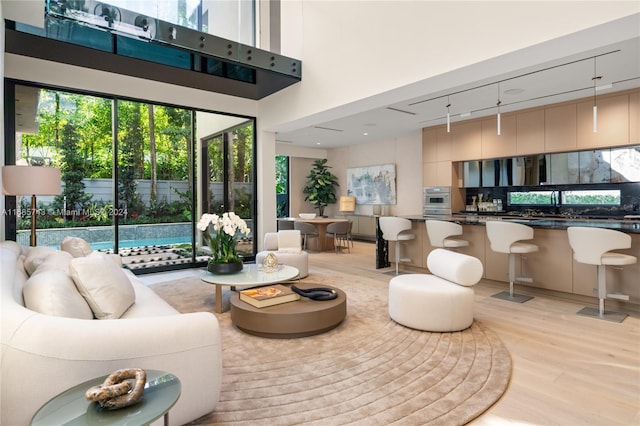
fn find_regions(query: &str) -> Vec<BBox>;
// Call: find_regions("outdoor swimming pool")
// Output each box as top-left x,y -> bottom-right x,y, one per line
89,236 -> 193,250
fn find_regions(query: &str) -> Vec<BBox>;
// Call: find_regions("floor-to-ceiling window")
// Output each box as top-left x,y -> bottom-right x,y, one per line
276,155 -> 289,218
5,81 -> 256,272
200,121 -> 256,260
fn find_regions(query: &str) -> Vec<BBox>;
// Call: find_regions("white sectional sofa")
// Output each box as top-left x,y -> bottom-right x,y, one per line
0,240 -> 222,426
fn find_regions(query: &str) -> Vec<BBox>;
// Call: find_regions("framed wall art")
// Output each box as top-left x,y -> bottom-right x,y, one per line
346,164 -> 396,205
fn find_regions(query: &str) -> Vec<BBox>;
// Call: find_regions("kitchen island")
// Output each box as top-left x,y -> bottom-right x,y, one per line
377,214 -> 640,312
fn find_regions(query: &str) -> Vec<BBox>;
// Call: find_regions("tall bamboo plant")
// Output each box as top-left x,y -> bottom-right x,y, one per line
303,159 -> 339,217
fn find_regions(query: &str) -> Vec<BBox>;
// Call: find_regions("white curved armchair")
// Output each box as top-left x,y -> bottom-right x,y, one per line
425,220 -> 469,249
486,220 -> 538,303
256,230 -> 309,278
567,226 -> 637,322
379,217 -> 415,275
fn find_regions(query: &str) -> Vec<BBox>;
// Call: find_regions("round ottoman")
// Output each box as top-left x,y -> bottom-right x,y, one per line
389,274 -> 475,332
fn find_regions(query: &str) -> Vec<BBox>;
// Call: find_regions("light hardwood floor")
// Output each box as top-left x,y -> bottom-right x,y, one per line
143,240 -> 640,425
307,241 -> 640,426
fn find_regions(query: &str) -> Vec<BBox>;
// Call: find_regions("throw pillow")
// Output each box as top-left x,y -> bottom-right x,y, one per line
30,251 -> 73,276
61,236 -> 94,258
69,253 -> 135,319
23,269 -> 94,319
23,246 -> 56,276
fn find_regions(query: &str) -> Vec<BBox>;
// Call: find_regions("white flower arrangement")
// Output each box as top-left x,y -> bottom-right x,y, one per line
197,212 -> 250,264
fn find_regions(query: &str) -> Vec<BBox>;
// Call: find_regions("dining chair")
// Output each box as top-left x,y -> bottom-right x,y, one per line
325,221 -> 351,253
294,221 -> 319,250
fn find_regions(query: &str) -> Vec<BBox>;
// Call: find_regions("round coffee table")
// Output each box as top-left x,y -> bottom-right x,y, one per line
230,283 -> 347,338
201,264 -> 300,313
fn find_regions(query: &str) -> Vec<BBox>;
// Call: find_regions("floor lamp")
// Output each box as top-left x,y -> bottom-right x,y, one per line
2,165 -> 62,246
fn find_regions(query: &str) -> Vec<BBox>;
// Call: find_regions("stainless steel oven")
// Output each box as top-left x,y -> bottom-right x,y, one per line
424,186 -> 452,216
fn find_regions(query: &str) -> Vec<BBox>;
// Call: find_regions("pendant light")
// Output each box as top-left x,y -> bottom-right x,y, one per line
446,96 -> 451,133
592,57 -> 601,133
496,83 -> 502,136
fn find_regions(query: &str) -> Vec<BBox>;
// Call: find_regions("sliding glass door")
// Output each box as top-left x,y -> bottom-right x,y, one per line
5,81 -> 256,272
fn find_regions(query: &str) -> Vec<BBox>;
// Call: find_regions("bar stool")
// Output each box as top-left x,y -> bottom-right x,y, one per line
425,219 -> 469,249
485,221 -> 538,303
567,226 -> 637,322
379,216 -> 415,275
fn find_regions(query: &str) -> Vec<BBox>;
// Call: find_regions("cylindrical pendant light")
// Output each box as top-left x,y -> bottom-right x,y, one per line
496,83 -> 502,136
446,96 -> 451,133
592,57 -> 601,133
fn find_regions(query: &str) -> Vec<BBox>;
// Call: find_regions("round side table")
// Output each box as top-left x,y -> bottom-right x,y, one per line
30,370 -> 180,426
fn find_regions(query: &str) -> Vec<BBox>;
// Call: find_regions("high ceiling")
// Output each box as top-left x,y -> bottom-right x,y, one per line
274,21 -> 640,149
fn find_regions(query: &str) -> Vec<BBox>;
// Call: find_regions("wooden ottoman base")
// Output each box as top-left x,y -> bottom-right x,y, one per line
230,284 -> 347,338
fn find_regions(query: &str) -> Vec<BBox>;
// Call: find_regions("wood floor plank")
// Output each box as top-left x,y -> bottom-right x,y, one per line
306,241 -> 640,425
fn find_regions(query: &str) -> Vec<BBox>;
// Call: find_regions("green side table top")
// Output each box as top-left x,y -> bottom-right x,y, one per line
30,370 -> 181,426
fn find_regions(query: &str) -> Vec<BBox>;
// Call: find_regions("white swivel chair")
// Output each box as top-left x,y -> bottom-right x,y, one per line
567,227 -> 637,322
379,216 -> 415,275
425,220 -> 469,249
486,221 -> 538,303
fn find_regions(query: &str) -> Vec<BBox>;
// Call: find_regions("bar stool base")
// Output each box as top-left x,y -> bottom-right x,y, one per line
491,291 -> 533,303
577,307 -> 627,323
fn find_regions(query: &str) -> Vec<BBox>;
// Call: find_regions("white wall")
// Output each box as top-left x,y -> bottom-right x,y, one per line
327,130 -> 423,218
259,1 -> 639,133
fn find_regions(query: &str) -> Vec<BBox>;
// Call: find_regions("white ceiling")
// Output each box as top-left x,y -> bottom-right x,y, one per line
275,32 -> 640,149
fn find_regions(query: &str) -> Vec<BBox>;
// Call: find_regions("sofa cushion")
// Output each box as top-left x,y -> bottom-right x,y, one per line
23,269 -> 94,319
61,236 -> 94,258
23,246 -> 56,275
30,250 -> 73,276
69,252 -> 135,319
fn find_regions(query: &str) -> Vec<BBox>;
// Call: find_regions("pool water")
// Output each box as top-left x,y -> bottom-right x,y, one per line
90,236 -> 192,250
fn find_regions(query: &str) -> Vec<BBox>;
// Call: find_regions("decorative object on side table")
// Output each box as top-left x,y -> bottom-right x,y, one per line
262,252 -> 279,272
198,212 -> 251,274
85,368 -> 146,409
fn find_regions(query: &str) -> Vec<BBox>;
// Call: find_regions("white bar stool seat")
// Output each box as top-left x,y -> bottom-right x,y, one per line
486,220 -> 538,303
567,226 -> 637,322
379,217 -> 415,275
425,219 -> 469,249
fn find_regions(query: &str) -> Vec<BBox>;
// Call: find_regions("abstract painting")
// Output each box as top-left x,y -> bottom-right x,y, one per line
346,164 -> 396,205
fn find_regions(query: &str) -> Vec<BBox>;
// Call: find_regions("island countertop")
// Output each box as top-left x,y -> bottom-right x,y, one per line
405,214 -> 640,234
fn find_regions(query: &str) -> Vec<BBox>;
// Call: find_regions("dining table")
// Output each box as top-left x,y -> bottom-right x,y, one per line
280,217 -> 349,251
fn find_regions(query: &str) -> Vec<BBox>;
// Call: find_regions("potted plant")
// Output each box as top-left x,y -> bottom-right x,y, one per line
303,158 -> 339,217
197,212 -> 251,274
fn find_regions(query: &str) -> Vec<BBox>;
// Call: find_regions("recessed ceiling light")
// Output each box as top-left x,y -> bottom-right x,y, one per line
316,142 -> 321,145
504,88 -> 524,95
363,132 -> 368,136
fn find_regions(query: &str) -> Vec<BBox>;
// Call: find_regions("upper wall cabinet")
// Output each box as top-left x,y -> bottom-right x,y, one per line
481,115 -> 516,159
516,109 -> 545,155
630,92 -> 639,145
422,128 -> 437,162
451,121 -> 481,161
577,94 -> 629,148
463,145 -> 640,187
545,104 -> 577,152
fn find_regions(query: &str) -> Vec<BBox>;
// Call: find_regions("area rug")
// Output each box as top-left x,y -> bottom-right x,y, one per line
150,267 -> 511,425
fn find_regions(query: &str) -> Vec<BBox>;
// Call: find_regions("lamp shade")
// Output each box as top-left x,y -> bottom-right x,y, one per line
339,196 -> 356,213
2,165 -> 62,196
